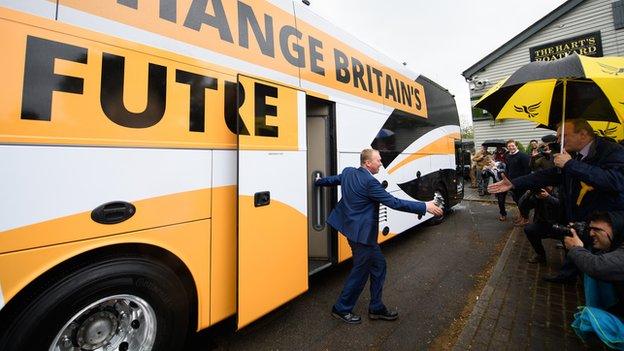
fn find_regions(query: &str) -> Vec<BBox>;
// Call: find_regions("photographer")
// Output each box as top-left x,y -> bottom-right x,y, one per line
528,139 -> 539,155
564,211 -> 624,348
517,136 -> 557,226
529,139 -> 556,172
522,186 -> 560,264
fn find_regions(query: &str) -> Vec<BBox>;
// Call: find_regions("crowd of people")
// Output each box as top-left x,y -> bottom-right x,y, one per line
469,139 -> 531,221
478,118 -> 624,348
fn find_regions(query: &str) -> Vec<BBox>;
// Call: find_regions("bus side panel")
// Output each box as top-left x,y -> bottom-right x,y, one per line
0,220 -> 212,329
0,0 -> 56,19
0,146 -> 213,253
209,151 -> 237,325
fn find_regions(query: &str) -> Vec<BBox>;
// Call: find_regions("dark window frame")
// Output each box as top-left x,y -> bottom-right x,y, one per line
614,0 -> 624,30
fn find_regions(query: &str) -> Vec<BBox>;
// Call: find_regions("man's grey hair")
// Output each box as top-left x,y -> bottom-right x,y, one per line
360,149 -> 378,165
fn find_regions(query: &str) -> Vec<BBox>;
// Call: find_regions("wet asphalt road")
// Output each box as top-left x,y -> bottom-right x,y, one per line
186,200 -> 513,350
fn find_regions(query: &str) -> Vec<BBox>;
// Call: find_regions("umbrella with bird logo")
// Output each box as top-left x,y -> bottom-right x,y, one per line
474,53 -> 624,144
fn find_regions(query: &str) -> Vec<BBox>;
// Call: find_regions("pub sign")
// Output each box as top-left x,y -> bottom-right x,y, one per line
529,31 -> 603,61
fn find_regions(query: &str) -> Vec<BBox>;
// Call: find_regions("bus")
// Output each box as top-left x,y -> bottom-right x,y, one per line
0,1 -> 463,349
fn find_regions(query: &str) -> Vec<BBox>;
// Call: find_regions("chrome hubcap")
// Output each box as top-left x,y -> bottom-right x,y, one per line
76,310 -> 118,349
434,190 -> 446,211
50,294 -> 156,351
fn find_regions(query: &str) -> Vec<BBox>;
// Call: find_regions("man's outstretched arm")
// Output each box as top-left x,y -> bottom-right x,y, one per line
367,179 -> 442,216
315,174 -> 342,187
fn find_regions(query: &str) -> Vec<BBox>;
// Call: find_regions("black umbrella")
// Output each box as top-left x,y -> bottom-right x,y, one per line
475,53 -> 624,145
481,139 -> 506,148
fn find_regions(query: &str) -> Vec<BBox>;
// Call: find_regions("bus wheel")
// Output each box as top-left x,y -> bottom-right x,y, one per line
0,255 -> 190,351
428,186 -> 448,225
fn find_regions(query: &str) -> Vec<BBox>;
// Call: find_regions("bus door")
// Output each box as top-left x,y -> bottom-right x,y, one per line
305,96 -> 335,274
236,75 -> 308,329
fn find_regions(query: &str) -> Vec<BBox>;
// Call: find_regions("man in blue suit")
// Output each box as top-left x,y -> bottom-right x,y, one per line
315,149 -> 443,324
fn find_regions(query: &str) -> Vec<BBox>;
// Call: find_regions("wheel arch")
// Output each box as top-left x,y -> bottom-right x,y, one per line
0,243 -> 198,331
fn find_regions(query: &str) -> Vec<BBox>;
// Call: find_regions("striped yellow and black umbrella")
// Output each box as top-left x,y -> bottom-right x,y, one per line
537,121 -> 624,141
589,121 -> 624,141
475,54 -> 624,139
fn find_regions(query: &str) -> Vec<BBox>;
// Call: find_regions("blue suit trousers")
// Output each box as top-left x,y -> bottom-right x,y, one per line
334,240 -> 386,313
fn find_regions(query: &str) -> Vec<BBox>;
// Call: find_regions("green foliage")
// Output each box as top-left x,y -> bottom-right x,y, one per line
471,107 -> 492,120
461,126 -> 474,139
515,141 -> 526,153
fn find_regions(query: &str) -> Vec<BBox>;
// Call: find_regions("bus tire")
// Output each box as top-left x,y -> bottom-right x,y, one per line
0,255 -> 190,351
428,185 -> 449,226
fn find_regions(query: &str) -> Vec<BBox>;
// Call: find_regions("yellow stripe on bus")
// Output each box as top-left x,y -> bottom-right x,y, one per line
387,134 -> 456,174
0,188 -> 212,254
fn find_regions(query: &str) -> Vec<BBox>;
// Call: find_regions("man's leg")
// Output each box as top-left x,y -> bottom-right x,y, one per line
511,188 -> 523,205
556,256 -> 579,279
470,166 -> 477,187
515,191 -> 532,225
477,169 -> 485,195
368,244 -> 386,312
368,244 -> 398,320
542,229 -> 579,283
334,241 -> 372,314
510,189 -> 525,223
524,222 -> 548,262
497,192 -> 507,220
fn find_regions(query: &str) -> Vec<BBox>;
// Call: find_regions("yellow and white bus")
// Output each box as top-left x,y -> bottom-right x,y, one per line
0,1 -> 463,349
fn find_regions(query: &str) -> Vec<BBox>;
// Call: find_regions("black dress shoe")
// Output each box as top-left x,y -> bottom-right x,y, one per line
331,308 -> 361,324
543,274 -> 576,284
369,307 -> 398,321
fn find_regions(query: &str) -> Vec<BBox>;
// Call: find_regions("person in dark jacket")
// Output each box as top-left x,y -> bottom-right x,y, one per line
505,139 -> 531,203
488,119 -> 624,283
564,211 -> 624,347
315,149 -> 442,324
505,139 -> 531,224
518,136 -> 557,226
522,186 -> 561,263
530,142 -> 555,172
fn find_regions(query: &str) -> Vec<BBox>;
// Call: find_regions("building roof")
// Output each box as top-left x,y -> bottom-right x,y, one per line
461,0 -> 585,79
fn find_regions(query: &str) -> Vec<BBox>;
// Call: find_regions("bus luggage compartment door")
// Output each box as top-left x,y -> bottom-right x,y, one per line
236,75 -> 308,329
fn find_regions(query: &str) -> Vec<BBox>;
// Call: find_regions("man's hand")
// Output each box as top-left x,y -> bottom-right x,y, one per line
536,188 -> 549,199
425,201 -> 443,217
487,173 -> 514,194
554,149 -> 572,168
564,228 -> 584,250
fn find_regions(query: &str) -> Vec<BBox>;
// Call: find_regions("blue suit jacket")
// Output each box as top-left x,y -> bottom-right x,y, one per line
315,167 -> 427,245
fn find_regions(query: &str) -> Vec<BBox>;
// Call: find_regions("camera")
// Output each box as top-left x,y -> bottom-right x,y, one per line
549,142 -> 561,154
528,188 -> 544,196
537,145 -> 549,154
551,222 -> 590,242
433,193 -> 445,208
